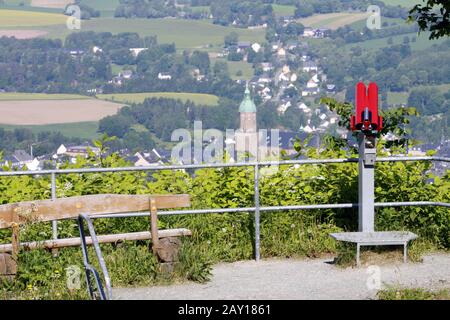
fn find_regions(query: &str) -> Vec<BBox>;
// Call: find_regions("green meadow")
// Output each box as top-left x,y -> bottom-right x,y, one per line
272,4 -> 296,16
345,32 -> 448,51
387,84 -> 450,106
42,18 -> 266,51
97,92 -> 220,106
0,122 -> 99,139
79,0 -> 119,17
379,0 -> 414,8
0,93 -> 91,101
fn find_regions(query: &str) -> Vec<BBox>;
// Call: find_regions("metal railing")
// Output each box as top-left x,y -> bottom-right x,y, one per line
78,214 -> 112,300
0,155 -> 449,263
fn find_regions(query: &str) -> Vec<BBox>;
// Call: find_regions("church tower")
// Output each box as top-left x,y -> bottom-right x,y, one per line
239,85 -> 257,132
235,85 -> 259,158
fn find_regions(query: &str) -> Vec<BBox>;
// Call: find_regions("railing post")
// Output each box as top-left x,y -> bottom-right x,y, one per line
254,163 -> 260,261
51,172 -> 58,256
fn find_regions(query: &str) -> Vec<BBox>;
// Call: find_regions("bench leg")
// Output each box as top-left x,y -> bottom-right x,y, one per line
403,242 -> 407,263
356,244 -> 361,267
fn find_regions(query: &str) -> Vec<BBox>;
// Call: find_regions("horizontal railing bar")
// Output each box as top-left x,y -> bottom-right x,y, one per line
92,201 -> 449,219
0,156 -> 448,177
376,156 -> 450,162
375,201 -> 450,208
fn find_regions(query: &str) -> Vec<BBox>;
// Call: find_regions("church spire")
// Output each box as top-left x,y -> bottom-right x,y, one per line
239,83 -> 256,113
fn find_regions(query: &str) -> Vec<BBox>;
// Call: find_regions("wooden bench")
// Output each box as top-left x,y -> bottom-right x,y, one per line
0,194 -> 191,278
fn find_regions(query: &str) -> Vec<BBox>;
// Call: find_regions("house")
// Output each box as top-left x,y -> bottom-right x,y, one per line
191,68 -> 205,81
326,84 -> 336,93
92,46 -> 103,54
320,121 -> 330,128
307,79 -> 319,88
257,75 -> 272,84
298,103 -> 312,114
129,48 -> 148,57
290,73 -> 298,82
238,42 -> 251,50
301,55 -> 310,62
302,87 -> 320,96
57,144 -> 67,155
315,28 -> 330,38
302,61 -> 318,72
64,145 -> 100,158
121,70 -> 133,79
301,124 -> 314,133
69,50 -> 84,58
303,28 -> 315,38
158,72 -> 172,80
2,150 -> 36,169
251,43 -> 261,53
277,48 -> 286,57
319,113 -> 327,121
110,76 -> 123,86
278,73 -> 290,82
277,101 -> 292,115
260,62 -> 273,72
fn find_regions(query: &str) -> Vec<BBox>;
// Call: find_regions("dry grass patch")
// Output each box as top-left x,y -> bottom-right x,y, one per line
0,99 -> 124,125
298,12 -> 369,30
0,30 -> 48,39
31,0 -> 72,9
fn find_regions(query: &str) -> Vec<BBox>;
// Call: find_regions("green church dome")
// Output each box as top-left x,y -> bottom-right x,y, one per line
239,86 -> 256,113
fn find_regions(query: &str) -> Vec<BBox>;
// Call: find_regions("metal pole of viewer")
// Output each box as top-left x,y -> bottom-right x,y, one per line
358,133 -> 376,232
254,163 -> 260,261
51,172 -> 58,256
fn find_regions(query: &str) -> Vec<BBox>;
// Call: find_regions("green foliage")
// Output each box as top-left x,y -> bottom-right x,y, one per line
408,0 -> 450,40
378,287 -> 450,300
0,136 -> 449,299
320,96 -> 419,148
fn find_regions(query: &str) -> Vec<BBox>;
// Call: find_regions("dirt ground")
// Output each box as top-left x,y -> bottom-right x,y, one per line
0,99 -> 123,125
0,30 -> 48,39
113,253 -> 450,300
31,0 -> 72,9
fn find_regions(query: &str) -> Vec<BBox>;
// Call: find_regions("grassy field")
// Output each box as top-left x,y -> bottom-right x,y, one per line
3,0 -> 31,5
0,8 -> 66,27
379,0 -> 414,8
97,92 -> 220,106
79,0 -> 119,17
190,6 -> 210,14
30,0 -> 71,9
387,84 -> 450,105
298,12 -> 369,30
0,121 -> 99,139
0,93 -> 91,100
272,4 -> 295,16
345,31 -> 448,51
211,58 -> 254,80
41,18 -> 266,50
349,16 -> 407,31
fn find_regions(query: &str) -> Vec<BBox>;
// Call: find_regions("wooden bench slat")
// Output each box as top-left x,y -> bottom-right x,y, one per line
0,194 -> 190,228
0,228 -> 192,253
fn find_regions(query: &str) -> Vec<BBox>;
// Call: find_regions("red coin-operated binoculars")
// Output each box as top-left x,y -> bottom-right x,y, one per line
331,82 -> 417,266
350,82 -> 383,134
352,82 -> 381,231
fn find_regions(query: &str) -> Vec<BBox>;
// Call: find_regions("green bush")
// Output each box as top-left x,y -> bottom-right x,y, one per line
0,141 -> 448,299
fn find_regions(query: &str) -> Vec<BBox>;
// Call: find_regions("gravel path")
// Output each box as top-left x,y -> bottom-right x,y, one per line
113,253 -> 450,300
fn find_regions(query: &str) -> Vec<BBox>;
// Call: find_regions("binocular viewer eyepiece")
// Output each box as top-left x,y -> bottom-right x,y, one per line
350,82 -> 383,134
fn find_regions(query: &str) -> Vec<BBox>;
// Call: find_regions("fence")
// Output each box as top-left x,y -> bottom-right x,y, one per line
0,156 -> 449,261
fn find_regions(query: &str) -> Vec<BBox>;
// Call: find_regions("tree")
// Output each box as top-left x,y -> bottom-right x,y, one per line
409,0 -> 450,39
224,32 -> 239,47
